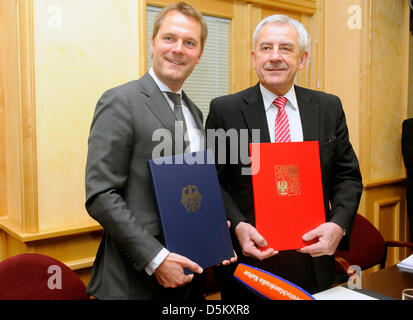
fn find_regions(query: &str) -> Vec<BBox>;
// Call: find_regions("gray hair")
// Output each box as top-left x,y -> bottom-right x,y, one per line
252,15 -> 310,53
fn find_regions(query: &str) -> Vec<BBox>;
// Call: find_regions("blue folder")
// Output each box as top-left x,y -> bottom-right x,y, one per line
148,149 -> 234,273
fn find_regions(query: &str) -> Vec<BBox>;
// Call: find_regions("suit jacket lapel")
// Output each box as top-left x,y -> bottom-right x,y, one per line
139,73 -> 177,139
139,73 -> 205,153
295,85 -> 319,141
241,83 -> 271,143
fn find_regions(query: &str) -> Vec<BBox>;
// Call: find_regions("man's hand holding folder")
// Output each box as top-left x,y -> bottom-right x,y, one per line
234,220 -> 345,261
155,221 -> 238,289
155,252 -> 203,288
298,222 -> 345,257
235,222 -> 278,260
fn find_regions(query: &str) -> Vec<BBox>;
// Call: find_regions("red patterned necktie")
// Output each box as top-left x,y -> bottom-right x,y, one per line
273,96 -> 291,143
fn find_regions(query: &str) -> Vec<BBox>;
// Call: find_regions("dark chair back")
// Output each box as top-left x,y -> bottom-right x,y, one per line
335,214 -> 386,274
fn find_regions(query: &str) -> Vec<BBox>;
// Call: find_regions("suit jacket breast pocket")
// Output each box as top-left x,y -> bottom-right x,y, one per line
319,138 -> 337,154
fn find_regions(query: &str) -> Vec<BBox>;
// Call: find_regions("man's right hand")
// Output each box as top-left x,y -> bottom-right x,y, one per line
154,252 -> 203,288
235,222 -> 278,260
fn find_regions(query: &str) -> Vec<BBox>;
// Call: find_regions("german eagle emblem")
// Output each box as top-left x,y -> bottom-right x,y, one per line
181,185 -> 202,213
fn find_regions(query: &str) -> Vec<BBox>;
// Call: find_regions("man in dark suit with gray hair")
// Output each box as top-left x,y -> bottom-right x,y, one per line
85,2 -> 235,300
206,14 -> 363,298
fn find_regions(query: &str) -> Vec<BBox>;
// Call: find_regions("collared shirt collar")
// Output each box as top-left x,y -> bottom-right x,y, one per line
149,67 -> 183,95
260,83 -> 298,111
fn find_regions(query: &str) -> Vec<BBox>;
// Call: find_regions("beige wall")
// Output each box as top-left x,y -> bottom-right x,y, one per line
370,0 -> 407,181
324,0 -> 409,185
323,0 -> 361,155
34,0 -> 140,230
323,0 -> 411,266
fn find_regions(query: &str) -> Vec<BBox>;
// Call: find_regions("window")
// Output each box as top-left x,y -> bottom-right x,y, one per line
147,6 -> 229,122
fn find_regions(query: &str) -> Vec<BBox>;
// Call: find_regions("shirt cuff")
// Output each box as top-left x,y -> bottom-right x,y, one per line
145,248 -> 169,276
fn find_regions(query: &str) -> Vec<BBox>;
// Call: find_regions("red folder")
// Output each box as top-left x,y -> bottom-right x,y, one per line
250,141 -> 325,251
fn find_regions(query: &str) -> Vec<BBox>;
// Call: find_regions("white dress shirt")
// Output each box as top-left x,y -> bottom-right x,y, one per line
149,68 -> 203,153
260,84 -> 303,142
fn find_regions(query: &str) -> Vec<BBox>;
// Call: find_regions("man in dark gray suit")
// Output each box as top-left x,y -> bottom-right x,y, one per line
85,2 -> 234,300
206,15 -> 362,298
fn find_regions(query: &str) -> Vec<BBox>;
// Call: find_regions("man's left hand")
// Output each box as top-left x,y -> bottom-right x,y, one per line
297,222 -> 344,257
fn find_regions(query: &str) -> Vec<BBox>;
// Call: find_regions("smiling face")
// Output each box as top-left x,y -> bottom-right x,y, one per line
150,11 -> 203,92
251,22 -> 308,96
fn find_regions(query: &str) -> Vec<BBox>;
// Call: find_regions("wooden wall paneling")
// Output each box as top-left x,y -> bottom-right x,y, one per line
138,0 -> 148,76
323,0 -> 362,155
4,234 -> 31,257
359,0 -> 372,188
320,0 -> 411,266
0,230 -> 6,260
74,267 -> 94,287
300,11 -> 321,91
245,0 -> 316,15
231,1 -> 251,92
0,0 -> 38,232
1,0 -> 23,228
357,0 -> 409,183
363,0 -> 410,256
261,6 -> 301,20
17,0 -> 39,234
364,182 -> 408,264
30,232 -> 102,266
147,0 -> 234,19
374,197 -> 401,266
309,4 -> 322,93
0,228 -> 98,286
369,0 -> 407,182
248,3 -> 261,87
356,0 -> 371,218
0,221 -> 102,285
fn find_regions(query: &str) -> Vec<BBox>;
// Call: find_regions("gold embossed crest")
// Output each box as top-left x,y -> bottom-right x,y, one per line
275,165 -> 301,196
181,185 -> 202,213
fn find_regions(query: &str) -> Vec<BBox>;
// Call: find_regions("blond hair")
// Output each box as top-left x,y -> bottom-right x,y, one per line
151,2 -> 208,50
